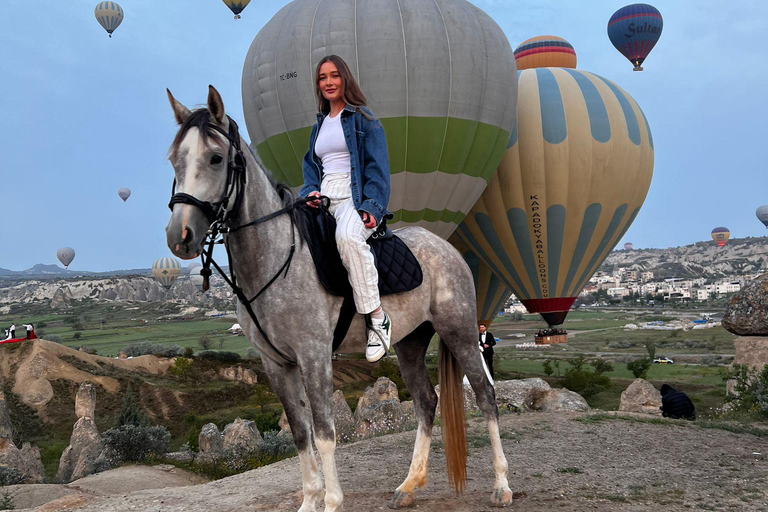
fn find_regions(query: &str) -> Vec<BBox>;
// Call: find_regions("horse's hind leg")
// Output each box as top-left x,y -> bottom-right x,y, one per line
262,359 -> 323,512
435,316 -> 513,507
390,322 -> 438,509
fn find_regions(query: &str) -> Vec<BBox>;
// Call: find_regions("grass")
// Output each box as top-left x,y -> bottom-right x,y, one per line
556,466 -> 582,474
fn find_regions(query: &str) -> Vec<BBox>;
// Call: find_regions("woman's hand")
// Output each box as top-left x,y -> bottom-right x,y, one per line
361,211 -> 377,229
306,191 -> 321,208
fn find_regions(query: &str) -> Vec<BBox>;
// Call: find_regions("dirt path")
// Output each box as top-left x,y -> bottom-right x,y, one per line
20,412 -> 768,512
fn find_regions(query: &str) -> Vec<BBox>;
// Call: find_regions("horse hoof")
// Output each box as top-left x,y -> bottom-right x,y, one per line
490,488 -> 514,508
389,490 -> 415,509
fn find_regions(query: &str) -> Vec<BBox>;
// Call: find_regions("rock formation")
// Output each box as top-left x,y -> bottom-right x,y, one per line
218,366 -> 258,386
449,378 -> 590,413
619,379 -> 662,415
353,378 -> 416,439
723,274 -> 768,335
196,423 -> 223,464
221,418 -> 262,452
0,390 -> 44,483
56,383 -> 108,483
332,390 -> 356,443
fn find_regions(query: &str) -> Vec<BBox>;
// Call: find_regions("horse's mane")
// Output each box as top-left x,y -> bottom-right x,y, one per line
168,107 -> 304,239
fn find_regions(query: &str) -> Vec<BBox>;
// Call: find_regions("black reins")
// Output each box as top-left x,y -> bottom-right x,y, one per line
168,116 -> 323,367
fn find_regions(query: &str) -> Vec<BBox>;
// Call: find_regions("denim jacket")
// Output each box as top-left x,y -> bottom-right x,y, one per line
300,104 -> 392,224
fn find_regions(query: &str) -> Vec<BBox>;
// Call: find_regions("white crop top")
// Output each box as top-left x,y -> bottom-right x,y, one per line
314,112 -> 351,175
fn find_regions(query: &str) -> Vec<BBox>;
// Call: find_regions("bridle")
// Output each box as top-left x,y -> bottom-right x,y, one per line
167,115 -> 321,366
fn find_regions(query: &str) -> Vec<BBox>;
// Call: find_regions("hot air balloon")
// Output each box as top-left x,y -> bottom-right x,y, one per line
188,263 -> 205,292
118,188 -> 131,202
94,2 -> 124,38
757,206 -> 768,228
152,257 -> 181,290
711,227 -> 730,247
449,234 -> 512,326
608,4 -> 663,71
454,68 -> 654,326
57,248 -> 76,269
241,0 -> 518,239
624,242 -> 634,251
222,0 -> 251,19
514,36 -> 577,71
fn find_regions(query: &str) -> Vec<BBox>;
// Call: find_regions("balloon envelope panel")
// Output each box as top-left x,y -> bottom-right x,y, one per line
624,242 -> 634,250
152,258 -> 181,289
756,206 -> 768,228
711,227 -> 730,246
118,188 -> 131,201
455,68 -> 654,325
94,2 -> 124,35
514,36 -> 577,70
607,3 -> 662,70
57,248 -> 76,268
241,0 -> 518,238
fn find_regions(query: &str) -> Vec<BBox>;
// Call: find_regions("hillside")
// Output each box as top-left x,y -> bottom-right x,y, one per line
601,236 -> 768,279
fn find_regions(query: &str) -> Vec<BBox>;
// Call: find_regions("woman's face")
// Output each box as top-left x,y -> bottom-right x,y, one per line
318,61 -> 344,104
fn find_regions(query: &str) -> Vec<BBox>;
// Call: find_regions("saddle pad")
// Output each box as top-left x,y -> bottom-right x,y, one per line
298,205 -> 423,297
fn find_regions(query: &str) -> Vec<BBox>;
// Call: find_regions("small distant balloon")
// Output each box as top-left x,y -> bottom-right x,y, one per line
757,206 -> 768,229
222,0 -> 251,19
188,264 -> 205,292
94,2 -> 124,38
624,242 -> 634,251
608,4 -> 663,71
152,257 -> 181,290
711,227 -> 730,247
118,188 -> 131,202
57,248 -> 75,269
514,35 -> 577,70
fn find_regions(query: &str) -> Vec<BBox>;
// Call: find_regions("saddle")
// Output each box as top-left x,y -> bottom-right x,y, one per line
297,204 -> 423,351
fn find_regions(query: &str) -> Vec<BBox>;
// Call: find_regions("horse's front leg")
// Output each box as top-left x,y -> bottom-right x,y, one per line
262,358 -> 323,512
301,350 -> 342,512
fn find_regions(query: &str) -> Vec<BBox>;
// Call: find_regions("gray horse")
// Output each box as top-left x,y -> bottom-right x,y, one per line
164,86 -> 513,511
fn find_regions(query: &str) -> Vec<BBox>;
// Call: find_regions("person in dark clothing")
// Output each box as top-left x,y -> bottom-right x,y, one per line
660,384 -> 696,420
478,323 -> 497,379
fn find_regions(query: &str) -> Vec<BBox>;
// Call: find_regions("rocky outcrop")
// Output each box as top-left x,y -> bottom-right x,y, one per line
218,366 -> 258,386
355,377 -> 399,412
353,378 -> 416,439
50,286 -> 73,309
723,274 -> 768,335
619,379 -> 662,415
453,378 -> 589,413
196,424 -> 223,463
56,383 -> 108,483
529,388 -> 590,412
333,391 -> 356,443
221,418 -> 262,452
0,391 -> 44,483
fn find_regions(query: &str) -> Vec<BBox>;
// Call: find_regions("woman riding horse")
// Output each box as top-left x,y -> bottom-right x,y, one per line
301,55 -> 393,363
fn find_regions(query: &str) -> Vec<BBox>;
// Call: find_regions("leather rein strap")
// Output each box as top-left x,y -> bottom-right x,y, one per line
167,116 -> 324,367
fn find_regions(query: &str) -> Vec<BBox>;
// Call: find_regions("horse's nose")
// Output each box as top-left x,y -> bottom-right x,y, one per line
182,226 -> 194,245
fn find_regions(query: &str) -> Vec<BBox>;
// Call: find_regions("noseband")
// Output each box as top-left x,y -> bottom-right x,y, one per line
167,115 -> 323,366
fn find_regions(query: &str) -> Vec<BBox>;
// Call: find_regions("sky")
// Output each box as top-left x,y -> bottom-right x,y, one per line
1,0 -> 767,272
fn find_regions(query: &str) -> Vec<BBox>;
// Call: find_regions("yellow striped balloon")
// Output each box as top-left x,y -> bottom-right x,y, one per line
455,68 -> 654,326
152,257 -> 182,290
94,2 -> 123,38
514,35 -> 577,70
449,234 -> 512,326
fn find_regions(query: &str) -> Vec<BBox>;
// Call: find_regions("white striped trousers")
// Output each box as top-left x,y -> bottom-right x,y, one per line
321,173 -> 380,314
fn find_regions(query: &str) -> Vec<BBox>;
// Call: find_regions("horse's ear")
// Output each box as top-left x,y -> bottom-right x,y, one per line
167,89 -> 191,125
207,85 -> 226,126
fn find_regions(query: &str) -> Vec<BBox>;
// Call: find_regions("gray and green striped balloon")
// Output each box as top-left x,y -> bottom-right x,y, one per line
241,0 -> 517,238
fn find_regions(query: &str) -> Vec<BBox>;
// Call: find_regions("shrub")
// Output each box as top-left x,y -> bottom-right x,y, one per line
591,358 -> 614,374
627,359 -> 651,379
542,360 -> 554,377
252,411 -> 282,434
198,336 -> 212,351
252,384 -> 277,413
122,341 -> 183,358
511,311 -> 524,321
245,347 -> 259,360
198,351 -> 241,363
169,357 -> 194,381
0,466 -> 26,486
723,364 -> 768,417
700,354 -> 723,367
645,341 -> 656,361
561,367 -> 610,398
183,346 -> 195,358
46,335 -> 62,343
115,384 -> 143,428
73,332 -> 82,341
0,489 -> 13,509
102,425 -> 171,462
79,346 -> 97,355
607,341 -> 635,349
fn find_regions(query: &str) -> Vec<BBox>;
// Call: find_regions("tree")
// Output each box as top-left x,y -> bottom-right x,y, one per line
73,332 -> 82,341
116,383 -> 143,427
217,337 -> 227,350
591,358 -> 614,374
542,360 -> 554,377
553,360 -> 561,377
252,384 -> 276,413
645,340 -> 656,361
627,359 -> 651,379
169,357 -> 193,381
198,335 -> 212,350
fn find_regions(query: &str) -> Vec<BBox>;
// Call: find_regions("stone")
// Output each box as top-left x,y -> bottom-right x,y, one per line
723,274 -> 768,335
333,390 -> 356,443
221,418 -> 262,453
218,366 -> 258,386
195,423 -> 223,463
55,418 -> 107,483
0,391 -> 14,440
355,399 -> 413,439
529,388 -> 590,412
452,378 -> 551,413
355,377 -> 399,417
726,337 -> 768,396
75,382 -> 96,420
619,379 -> 662,415
0,438 -> 45,484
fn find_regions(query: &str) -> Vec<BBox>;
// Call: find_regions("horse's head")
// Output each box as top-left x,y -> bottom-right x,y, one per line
165,86 -> 236,260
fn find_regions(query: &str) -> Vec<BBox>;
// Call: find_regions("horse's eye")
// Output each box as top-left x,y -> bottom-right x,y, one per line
210,155 -> 224,165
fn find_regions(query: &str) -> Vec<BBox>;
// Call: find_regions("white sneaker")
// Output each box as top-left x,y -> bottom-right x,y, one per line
366,311 -> 392,363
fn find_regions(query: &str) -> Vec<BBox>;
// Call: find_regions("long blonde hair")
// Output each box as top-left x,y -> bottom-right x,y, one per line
314,55 -> 368,115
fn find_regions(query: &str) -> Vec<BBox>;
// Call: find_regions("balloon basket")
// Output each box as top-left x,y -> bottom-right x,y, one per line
234,14 -> 241,19
633,65 -> 643,71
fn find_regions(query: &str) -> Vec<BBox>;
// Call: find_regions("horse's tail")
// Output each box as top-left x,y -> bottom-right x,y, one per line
439,339 -> 467,494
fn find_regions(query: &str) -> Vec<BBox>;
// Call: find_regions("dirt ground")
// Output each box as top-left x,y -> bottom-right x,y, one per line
15,411 -> 768,512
